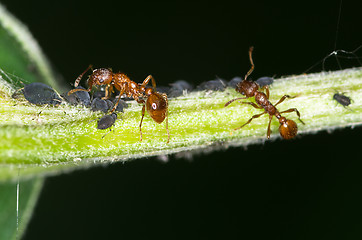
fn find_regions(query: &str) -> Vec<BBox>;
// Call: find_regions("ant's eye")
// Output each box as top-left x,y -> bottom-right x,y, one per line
152,102 -> 157,110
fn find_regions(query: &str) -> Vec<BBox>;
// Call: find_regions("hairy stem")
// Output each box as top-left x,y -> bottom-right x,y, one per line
1,68 -> 362,181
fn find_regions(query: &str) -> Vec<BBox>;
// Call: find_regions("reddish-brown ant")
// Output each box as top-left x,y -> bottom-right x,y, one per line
68,65 -> 170,142
225,47 -> 305,140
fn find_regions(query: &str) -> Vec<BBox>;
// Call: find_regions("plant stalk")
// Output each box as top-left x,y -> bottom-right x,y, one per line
1,67 -> 362,181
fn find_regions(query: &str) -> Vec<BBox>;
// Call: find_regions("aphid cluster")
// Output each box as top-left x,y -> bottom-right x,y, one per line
67,65 -> 170,142
12,47 -> 355,143
225,47 -> 305,140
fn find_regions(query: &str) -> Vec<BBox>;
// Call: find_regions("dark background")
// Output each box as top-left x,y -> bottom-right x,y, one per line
3,0 -> 362,86
1,0 -> 362,239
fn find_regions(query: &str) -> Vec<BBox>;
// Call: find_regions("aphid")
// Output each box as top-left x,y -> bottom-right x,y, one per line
12,82 -> 62,105
255,76 -> 274,88
97,113 -> 118,138
333,92 -> 352,108
68,66 -> 170,142
97,113 -> 117,130
225,47 -> 305,140
91,98 -> 110,113
112,98 -> 127,112
196,78 -> 227,91
168,80 -> 193,98
228,77 -> 243,88
63,86 -> 91,106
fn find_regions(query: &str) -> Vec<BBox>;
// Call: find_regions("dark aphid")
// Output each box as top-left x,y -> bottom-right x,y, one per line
228,77 -> 242,88
105,99 -> 114,111
255,76 -> 274,88
333,92 -> 352,108
97,113 -> 118,138
168,80 -> 193,98
13,82 -> 62,105
196,78 -> 227,91
63,86 -> 91,106
155,86 -> 170,95
224,47 -> 304,140
97,113 -> 117,130
171,80 -> 193,91
92,89 -> 106,99
112,98 -> 127,112
91,98 -> 109,113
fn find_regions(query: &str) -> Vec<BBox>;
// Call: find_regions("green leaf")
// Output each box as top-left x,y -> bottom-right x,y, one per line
0,4 -> 57,239
0,177 -> 44,240
0,3 -> 63,90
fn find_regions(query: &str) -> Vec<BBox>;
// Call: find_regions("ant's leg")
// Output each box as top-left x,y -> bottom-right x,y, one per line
262,85 -> 270,99
67,85 -> 92,95
274,95 -> 294,107
240,101 -> 263,109
162,93 -> 170,143
140,75 -> 156,90
139,104 -> 146,141
74,65 -> 92,87
109,88 -> 125,113
280,108 -> 305,125
102,84 -> 113,100
224,97 -> 248,107
235,111 -> 266,130
266,115 -> 273,139
165,107 -> 170,143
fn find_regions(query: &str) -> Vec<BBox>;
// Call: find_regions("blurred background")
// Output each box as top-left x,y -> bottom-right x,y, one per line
1,0 -> 362,239
2,0 -> 362,86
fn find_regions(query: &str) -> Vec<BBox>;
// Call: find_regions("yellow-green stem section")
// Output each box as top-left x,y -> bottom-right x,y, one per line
1,68 -> 362,181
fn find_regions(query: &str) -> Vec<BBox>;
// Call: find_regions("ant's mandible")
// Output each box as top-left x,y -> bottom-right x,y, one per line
68,65 -> 170,143
225,47 -> 305,140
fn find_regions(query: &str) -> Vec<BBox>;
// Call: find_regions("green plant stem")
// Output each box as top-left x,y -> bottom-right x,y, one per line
1,67 -> 362,181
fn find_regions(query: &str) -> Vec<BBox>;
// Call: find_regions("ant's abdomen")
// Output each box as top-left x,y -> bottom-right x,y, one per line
146,92 -> 168,124
279,119 -> 298,139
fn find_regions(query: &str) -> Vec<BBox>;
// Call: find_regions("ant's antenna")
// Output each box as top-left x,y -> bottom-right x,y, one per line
74,64 -> 92,87
244,46 -> 255,80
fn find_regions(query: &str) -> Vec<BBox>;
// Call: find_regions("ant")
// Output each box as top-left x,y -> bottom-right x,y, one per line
68,65 -> 170,143
225,47 -> 305,140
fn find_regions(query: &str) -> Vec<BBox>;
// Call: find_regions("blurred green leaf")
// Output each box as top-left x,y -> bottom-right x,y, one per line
0,177 -> 44,240
0,4 -> 57,239
0,3 -> 63,90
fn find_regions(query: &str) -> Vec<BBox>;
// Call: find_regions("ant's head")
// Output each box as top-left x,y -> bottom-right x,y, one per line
278,117 -> 298,140
90,68 -> 113,85
236,80 -> 258,98
146,92 -> 168,124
